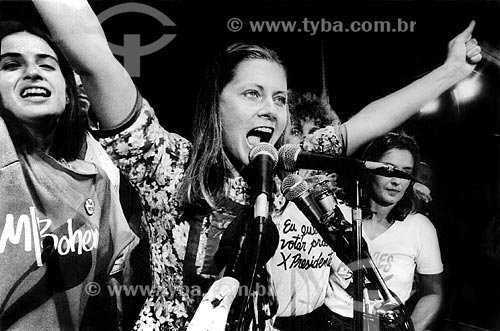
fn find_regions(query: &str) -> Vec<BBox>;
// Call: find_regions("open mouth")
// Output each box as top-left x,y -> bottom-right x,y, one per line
20,87 -> 51,98
246,126 -> 274,146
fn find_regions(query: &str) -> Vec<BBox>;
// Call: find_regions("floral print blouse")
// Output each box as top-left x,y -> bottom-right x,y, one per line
98,94 -> 345,331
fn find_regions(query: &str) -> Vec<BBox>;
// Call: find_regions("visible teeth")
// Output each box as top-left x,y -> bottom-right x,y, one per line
254,127 -> 273,134
247,127 -> 274,145
21,87 -> 50,98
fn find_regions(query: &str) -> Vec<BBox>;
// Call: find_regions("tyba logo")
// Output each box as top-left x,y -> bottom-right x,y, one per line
97,2 -> 176,77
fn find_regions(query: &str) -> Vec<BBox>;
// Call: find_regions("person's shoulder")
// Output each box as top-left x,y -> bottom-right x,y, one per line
139,96 -> 190,144
0,116 -> 18,170
405,213 -> 430,223
404,213 -> 436,231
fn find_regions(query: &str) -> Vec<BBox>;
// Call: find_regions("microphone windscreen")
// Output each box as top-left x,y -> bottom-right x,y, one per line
248,142 -> 278,166
309,176 -> 335,199
278,144 -> 301,171
281,174 -> 309,201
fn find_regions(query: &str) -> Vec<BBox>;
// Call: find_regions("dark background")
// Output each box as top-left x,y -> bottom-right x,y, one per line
2,0 -> 500,329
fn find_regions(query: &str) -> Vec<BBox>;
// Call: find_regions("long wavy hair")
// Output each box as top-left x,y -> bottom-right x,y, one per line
0,21 -> 86,160
178,43 -> 289,209
362,132 -> 421,223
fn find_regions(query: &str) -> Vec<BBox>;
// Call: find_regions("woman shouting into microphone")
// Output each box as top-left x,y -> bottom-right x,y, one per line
29,1 -> 481,329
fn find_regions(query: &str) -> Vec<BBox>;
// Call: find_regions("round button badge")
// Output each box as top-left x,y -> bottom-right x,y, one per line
84,199 -> 95,216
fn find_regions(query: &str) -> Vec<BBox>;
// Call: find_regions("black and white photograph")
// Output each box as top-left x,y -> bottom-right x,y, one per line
0,0 -> 499,330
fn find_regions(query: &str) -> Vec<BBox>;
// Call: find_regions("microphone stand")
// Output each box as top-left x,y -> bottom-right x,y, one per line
235,187 -> 277,330
235,215 -> 265,331
282,172 -> 413,331
351,179 -> 364,331
313,174 -> 366,329
233,143 -> 278,331
345,165 -> 415,331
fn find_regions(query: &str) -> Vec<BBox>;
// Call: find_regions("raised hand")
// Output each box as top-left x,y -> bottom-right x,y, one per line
446,20 -> 482,77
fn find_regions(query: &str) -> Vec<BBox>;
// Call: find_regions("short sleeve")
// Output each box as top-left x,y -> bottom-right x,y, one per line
415,214 -> 443,275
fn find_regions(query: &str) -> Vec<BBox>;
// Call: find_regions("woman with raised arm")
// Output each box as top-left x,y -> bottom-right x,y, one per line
0,21 -> 137,330
30,1 -> 481,330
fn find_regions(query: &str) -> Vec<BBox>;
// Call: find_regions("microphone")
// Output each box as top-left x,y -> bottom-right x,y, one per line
281,174 -> 364,262
308,176 -> 338,219
219,143 -> 278,331
249,143 -> 278,219
281,174 -> 325,225
217,143 -> 278,276
282,174 -> 346,258
281,176 -> 406,321
278,144 -> 416,181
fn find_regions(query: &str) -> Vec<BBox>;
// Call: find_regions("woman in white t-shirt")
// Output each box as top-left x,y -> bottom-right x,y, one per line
326,132 -> 443,331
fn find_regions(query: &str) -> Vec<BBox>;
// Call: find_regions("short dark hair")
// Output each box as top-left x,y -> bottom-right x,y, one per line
0,21 -> 86,160
288,90 -> 340,136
